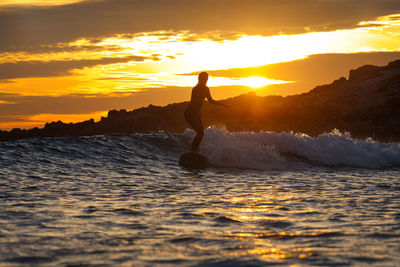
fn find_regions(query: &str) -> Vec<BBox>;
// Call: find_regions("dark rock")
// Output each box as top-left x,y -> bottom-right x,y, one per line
349,64 -> 382,82
387,59 -> 400,70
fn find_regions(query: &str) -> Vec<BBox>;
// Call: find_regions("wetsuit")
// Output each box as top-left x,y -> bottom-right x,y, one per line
184,83 -> 211,151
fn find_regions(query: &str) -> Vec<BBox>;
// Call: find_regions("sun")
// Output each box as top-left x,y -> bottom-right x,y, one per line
236,76 -> 292,89
241,76 -> 276,88
205,76 -> 291,88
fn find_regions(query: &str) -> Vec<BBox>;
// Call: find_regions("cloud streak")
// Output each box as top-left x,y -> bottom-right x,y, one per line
1,0 -> 400,51
185,52 -> 400,95
0,55 -> 154,80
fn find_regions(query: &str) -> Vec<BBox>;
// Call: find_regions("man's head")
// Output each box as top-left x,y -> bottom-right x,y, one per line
198,72 -> 209,85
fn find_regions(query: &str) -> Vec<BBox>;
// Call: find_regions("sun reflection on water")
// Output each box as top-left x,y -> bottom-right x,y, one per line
186,191 -> 318,263
219,230 -> 314,262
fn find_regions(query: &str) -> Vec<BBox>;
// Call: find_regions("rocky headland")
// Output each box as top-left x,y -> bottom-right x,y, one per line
1,59 -> 400,142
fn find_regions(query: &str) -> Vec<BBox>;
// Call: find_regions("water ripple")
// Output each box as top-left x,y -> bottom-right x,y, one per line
1,133 -> 399,266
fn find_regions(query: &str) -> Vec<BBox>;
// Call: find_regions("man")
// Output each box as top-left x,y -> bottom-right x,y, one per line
184,72 -> 229,151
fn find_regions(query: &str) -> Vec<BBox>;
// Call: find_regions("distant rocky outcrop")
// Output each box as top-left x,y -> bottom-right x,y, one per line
1,59 -> 400,142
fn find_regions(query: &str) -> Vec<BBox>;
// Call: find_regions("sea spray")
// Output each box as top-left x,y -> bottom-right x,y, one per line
184,127 -> 400,169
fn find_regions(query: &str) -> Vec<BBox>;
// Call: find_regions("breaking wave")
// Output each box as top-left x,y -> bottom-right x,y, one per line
1,128 -> 399,171
184,127 -> 400,169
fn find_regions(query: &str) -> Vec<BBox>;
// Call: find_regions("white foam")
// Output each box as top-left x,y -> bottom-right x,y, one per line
184,128 -> 400,169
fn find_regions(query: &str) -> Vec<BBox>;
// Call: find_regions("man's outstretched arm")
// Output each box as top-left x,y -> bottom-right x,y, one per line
206,87 -> 229,108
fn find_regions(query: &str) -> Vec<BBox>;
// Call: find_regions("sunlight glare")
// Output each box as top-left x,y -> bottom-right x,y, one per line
242,76 -> 280,88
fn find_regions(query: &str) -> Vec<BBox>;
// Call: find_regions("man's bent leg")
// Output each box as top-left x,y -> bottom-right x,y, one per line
184,109 -> 204,151
191,130 -> 204,152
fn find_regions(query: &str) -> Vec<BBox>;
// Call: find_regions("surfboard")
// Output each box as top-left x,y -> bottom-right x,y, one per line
179,152 -> 208,169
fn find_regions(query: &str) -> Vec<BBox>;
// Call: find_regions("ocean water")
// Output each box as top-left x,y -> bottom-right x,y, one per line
1,128 -> 400,266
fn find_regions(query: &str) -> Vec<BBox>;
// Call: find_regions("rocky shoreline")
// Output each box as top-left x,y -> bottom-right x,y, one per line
1,60 -> 399,142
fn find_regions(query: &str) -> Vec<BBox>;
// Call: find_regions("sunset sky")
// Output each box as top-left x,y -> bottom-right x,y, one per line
1,0 -> 400,129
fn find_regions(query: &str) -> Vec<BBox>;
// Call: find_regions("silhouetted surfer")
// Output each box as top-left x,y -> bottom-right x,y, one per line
184,72 -> 229,151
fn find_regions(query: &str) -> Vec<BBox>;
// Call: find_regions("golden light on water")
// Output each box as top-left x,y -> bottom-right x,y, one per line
2,3 -> 400,265
191,190 -> 318,263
